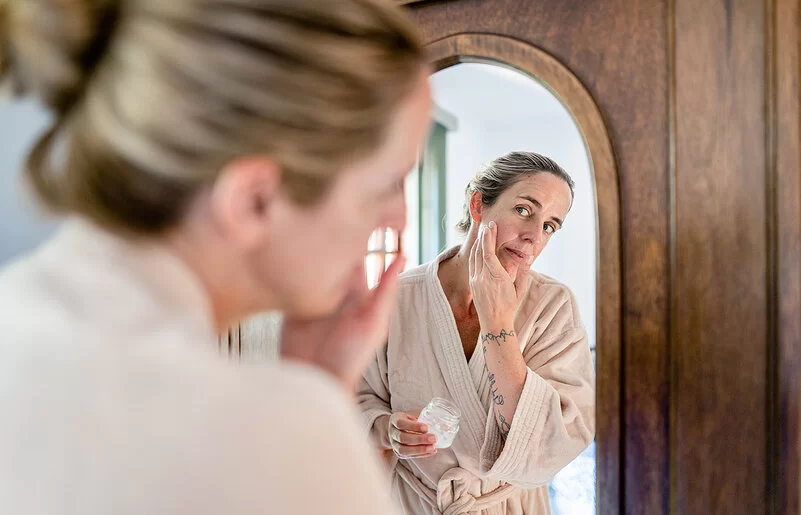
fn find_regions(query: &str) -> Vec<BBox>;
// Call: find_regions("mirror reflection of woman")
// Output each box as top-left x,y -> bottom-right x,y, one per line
359,152 -> 595,514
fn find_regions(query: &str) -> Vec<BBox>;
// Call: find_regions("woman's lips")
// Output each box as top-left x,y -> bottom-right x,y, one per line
505,247 -> 529,264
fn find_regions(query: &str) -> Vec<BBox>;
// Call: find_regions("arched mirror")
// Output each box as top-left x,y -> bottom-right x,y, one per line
360,32 -> 622,514
397,61 -> 597,514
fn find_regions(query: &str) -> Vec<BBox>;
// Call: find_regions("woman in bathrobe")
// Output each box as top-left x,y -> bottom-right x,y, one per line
359,151 -> 595,515
0,1 -> 431,514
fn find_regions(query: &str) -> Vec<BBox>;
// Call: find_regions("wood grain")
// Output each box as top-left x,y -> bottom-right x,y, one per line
770,0 -> 801,513
673,0 -> 767,512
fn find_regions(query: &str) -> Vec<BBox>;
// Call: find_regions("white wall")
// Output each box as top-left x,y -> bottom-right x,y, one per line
0,99 -> 58,265
431,63 -> 597,347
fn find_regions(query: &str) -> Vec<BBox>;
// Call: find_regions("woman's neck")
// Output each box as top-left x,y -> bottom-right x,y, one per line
164,208 -> 277,333
437,241 -> 476,319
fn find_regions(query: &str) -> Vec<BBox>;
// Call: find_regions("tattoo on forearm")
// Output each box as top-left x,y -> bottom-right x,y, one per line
480,329 -> 515,346
487,371 -> 505,405
481,332 -> 513,437
498,413 -> 511,437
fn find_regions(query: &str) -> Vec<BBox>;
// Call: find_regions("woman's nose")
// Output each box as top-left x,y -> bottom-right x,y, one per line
521,224 -> 540,243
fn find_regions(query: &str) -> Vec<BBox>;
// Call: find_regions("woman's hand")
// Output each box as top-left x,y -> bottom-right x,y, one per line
280,255 -> 406,392
387,411 -> 438,459
469,221 -> 533,329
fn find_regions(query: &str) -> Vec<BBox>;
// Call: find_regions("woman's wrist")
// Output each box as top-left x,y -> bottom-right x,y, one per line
479,318 -> 516,336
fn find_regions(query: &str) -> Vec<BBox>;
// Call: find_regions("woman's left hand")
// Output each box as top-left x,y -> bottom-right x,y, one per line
469,221 -> 533,329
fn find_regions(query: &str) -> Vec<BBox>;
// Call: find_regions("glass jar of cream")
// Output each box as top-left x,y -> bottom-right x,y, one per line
417,397 -> 461,449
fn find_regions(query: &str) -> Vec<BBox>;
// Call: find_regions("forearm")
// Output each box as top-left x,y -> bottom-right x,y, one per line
480,322 -> 528,438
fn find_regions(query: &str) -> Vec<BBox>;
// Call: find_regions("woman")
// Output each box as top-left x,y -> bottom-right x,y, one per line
359,152 -> 595,514
0,1 -> 431,514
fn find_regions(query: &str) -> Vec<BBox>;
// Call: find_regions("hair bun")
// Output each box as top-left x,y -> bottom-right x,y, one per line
2,0 -> 119,112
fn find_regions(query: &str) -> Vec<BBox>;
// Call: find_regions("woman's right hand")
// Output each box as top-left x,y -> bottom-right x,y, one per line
387,411 -> 438,459
280,255 -> 406,392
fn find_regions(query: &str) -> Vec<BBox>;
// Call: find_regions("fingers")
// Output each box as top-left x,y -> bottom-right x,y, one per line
346,265 -> 371,312
392,441 -> 438,459
350,260 -> 369,295
389,412 -> 438,458
484,221 -> 498,259
469,235 -> 478,279
480,222 -> 493,264
482,222 -> 505,277
475,226 -> 484,275
334,262 -> 370,313
513,256 -> 534,299
367,254 -> 407,317
389,425 -> 438,446
476,224 -> 486,275
392,412 -> 428,433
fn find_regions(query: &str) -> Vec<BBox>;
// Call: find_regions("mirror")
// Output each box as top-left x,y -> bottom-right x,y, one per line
239,61 -> 601,514
386,62 -> 598,514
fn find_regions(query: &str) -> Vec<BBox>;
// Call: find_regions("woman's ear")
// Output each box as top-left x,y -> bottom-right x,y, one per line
210,155 -> 281,250
469,190 -> 483,224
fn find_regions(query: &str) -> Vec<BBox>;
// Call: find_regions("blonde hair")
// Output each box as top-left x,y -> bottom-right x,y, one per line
456,151 -> 575,233
0,0 -> 425,233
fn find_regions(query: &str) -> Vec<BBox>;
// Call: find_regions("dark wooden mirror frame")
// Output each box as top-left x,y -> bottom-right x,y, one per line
426,33 -> 622,512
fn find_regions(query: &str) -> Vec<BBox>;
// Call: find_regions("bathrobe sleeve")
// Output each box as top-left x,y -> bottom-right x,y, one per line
480,282 -> 596,489
357,342 -> 393,437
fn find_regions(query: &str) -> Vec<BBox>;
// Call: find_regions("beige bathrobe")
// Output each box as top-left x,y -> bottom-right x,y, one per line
0,219 -> 397,515
358,247 -> 595,515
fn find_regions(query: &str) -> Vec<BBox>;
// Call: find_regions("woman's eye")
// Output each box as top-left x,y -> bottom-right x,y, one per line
515,206 -> 530,216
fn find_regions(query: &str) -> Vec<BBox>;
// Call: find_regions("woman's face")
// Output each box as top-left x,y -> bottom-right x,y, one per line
256,72 -> 432,317
472,173 -> 573,279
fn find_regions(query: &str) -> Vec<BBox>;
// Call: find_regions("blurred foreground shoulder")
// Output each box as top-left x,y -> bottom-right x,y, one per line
224,361 -> 400,515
